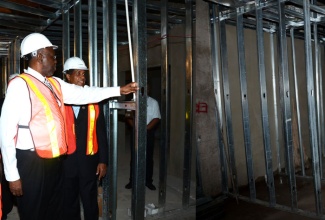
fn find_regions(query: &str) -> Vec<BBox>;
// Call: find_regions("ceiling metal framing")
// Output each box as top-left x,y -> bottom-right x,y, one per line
208,0 -> 325,40
0,0 -> 191,57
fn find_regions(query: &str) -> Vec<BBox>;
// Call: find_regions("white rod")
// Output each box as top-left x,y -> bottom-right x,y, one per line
125,0 -> 135,82
125,0 -> 135,101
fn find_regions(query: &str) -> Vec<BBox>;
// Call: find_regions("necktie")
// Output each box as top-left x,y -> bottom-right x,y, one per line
44,78 -> 61,106
44,78 -> 52,89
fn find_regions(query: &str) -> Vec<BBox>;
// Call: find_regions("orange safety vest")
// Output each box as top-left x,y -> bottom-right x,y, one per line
65,104 -> 99,155
19,74 -> 68,158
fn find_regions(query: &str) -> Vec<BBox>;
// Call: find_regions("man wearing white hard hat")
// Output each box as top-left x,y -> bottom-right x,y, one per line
61,57 -> 107,220
0,33 -> 138,220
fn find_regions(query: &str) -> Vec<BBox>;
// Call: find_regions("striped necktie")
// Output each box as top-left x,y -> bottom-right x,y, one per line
44,78 -> 61,106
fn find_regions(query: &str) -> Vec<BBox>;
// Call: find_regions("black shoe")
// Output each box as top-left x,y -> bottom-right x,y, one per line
146,183 -> 156,191
125,182 -> 132,189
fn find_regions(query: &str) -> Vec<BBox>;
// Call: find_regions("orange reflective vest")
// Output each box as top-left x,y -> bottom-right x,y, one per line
19,74 -> 68,158
65,104 -> 99,155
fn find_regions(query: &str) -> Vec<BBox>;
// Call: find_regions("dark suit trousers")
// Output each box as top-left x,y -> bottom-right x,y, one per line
1,160 -> 14,218
129,129 -> 155,184
16,149 -> 63,220
62,173 -> 98,220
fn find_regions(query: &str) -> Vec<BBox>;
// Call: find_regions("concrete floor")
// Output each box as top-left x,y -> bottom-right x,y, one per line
221,198 -> 316,220
4,135 -> 196,220
197,168 -> 324,220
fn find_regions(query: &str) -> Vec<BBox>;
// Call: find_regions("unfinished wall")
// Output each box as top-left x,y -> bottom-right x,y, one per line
196,1 -> 312,197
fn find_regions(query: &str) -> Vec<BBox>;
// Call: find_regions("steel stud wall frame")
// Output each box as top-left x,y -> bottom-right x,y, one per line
209,0 -> 325,218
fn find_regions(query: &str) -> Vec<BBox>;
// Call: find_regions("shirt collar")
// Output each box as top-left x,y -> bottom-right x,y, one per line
24,67 -> 47,82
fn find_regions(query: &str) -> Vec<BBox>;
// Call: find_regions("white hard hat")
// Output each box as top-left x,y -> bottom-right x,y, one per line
20,33 -> 58,57
63,57 -> 88,73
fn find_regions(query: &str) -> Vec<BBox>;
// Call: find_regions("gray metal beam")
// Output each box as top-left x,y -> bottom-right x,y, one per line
2,57 -> 8,96
131,0 -> 147,219
277,0 -> 297,210
88,0 -> 98,87
182,0 -> 193,209
303,0 -> 322,216
158,0 -> 169,210
62,3 -> 70,73
74,0 -> 82,57
236,12 -> 256,201
13,37 -> 20,75
255,0 -> 275,206
218,9 -> 229,194
290,28 -> 305,176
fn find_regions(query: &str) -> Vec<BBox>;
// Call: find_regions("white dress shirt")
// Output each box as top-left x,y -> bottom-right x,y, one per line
0,67 -> 121,181
147,96 -> 161,125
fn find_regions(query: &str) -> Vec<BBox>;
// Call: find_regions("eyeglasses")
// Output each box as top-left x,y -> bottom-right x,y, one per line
40,52 -> 56,60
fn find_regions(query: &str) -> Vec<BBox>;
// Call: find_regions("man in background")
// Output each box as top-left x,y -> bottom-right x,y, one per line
125,84 -> 161,190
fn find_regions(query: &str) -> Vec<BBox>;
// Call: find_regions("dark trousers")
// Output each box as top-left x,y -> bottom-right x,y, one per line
1,160 -> 14,219
1,174 -> 14,219
16,149 -> 64,220
62,174 -> 98,220
129,129 -> 155,184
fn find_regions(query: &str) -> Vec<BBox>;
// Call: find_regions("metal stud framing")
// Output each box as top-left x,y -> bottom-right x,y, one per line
182,0 -> 193,209
255,0 -> 275,206
303,0 -> 322,216
218,9 -> 230,194
132,0 -> 147,219
210,0 -> 325,218
159,0 -> 169,209
236,12 -> 256,201
0,0 -> 194,219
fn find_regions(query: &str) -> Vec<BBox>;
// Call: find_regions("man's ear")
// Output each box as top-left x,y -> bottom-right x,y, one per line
65,74 -> 70,82
37,53 -> 43,63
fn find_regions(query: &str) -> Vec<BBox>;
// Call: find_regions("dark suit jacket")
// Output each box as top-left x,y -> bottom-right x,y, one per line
63,103 -> 108,179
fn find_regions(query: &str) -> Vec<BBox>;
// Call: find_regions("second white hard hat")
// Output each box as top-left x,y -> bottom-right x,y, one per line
63,57 -> 88,73
20,33 -> 57,57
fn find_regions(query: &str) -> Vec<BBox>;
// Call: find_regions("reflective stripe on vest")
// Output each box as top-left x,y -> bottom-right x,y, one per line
19,74 -> 67,158
87,104 -> 98,155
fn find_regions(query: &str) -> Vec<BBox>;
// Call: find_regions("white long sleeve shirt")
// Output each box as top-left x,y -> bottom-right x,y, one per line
0,67 -> 121,181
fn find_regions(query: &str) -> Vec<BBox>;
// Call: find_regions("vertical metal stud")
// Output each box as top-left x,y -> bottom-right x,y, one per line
13,37 -> 20,75
236,12 -> 256,201
132,0 -> 147,219
159,0 -> 169,210
290,28 -> 305,176
218,11 -> 229,194
102,0 -> 118,219
182,0 -> 193,209
62,3 -> 70,72
1,57 -> 7,95
88,0 -> 98,86
74,0 -> 82,57
255,0 -> 275,206
7,41 -> 13,79
270,33 -> 281,176
277,0 -> 297,210
303,0 -> 322,215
